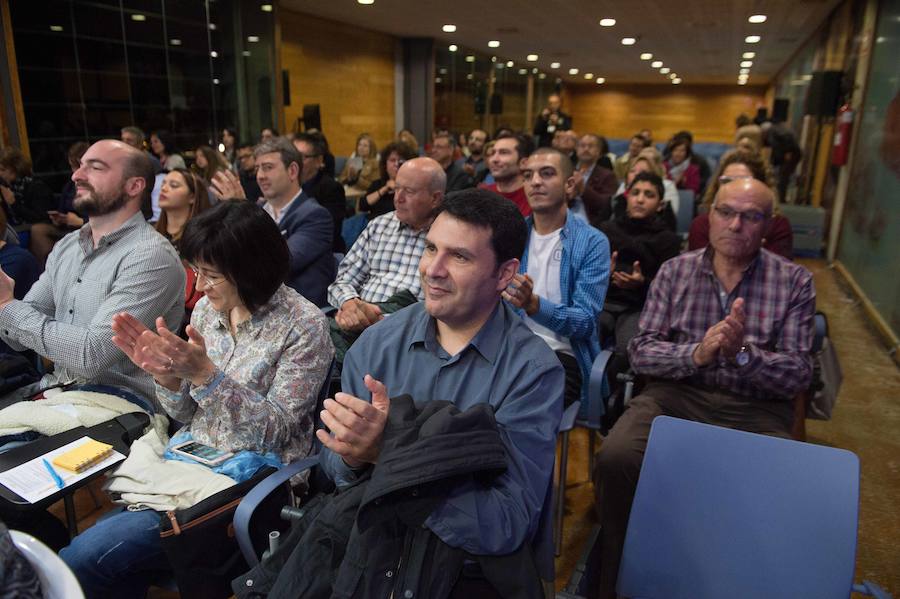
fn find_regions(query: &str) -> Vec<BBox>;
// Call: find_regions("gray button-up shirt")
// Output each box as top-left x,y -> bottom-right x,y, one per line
0,211 -> 185,404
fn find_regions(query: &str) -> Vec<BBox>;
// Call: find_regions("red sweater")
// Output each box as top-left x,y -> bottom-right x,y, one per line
479,182 -> 531,217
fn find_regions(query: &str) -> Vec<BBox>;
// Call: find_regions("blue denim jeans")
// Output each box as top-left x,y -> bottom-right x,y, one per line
59,508 -> 169,598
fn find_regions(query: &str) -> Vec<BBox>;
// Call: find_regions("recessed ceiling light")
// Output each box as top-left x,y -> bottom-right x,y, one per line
209,23 -> 217,30
242,50 -> 251,56
550,62 -> 560,69
672,78 -> 682,84
584,73 -> 594,79
247,35 -> 259,42
213,78 -> 220,84
568,68 -> 579,75
488,40 -> 500,48
596,77 -> 605,84
210,51 -> 219,58
449,44 -> 458,52
740,60 -> 753,67
539,73 -> 547,79
669,73 -> 677,79
466,73 -> 473,80
748,14 -> 767,23
507,60 -> 514,67
742,51 -> 756,59
745,35 -> 761,43
651,60 -> 663,68
491,56 -> 497,62
740,68 -> 750,74
131,13 -> 146,21
465,55 -> 475,62
170,38 -> 182,45
49,25 -> 64,32
435,77 -> 442,83
442,24 -> 456,33
358,0 -> 374,4
640,53 -> 653,60
599,18 -> 616,27
738,80 -> 748,85
527,54 -> 538,61
738,73 -> 749,79
439,67 -> 448,74
261,4 -> 273,11
621,37 -> 636,45
518,68 -> 527,75
660,67 -> 670,74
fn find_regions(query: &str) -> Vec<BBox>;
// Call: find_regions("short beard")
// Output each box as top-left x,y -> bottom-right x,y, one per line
74,187 -> 130,217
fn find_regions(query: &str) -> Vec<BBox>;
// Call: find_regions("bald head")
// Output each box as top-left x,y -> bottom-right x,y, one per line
715,177 -> 774,215
394,157 -> 445,230
400,156 -> 447,194
72,140 -> 154,218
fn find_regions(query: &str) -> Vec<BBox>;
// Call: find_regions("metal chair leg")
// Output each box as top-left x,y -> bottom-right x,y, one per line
555,430 -> 570,557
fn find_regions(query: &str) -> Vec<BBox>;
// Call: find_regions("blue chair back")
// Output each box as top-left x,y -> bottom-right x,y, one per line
676,189 -> 695,236
618,416 -> 861,599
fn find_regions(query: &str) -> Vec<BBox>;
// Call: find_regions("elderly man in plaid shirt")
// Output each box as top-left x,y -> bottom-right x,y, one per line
326,157 -> 445,361
592,177 -> 815,599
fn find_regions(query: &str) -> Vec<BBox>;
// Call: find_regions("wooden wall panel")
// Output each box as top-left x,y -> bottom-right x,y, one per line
567,84 -> 767,143
280,10 -> 395,156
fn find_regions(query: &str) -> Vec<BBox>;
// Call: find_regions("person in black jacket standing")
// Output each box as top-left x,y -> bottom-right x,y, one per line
533,94 -> 572,148
294,132 -> 347,253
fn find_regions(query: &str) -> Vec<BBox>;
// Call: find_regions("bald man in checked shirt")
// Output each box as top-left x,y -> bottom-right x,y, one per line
592,178 -> 815,599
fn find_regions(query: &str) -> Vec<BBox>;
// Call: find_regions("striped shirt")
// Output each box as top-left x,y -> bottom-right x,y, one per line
327,211 -> 428,308
0,211 -> 185,403
628,247 -> 815,401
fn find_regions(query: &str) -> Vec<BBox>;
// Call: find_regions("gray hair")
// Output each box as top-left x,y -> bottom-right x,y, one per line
254,136 -> 301,171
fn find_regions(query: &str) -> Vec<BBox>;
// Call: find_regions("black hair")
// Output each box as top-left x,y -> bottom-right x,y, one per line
378,141 -> 418,180
628,171 -> 665,202
597,135 -> 610,156
292,132 -> 327,157
495,132 -> 534,162
180,202 -> 289,313
151,129 -> 178,155
437,188 -> 527,266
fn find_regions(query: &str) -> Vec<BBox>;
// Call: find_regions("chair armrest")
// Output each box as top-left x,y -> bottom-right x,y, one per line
559,401 -> 581,434
583,350 -> 613,427
853,581 -> 891,599
812,313 -> 827,353
233,456 -> 319,567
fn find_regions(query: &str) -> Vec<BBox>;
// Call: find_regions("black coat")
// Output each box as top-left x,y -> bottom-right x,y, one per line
304,171 -> 347,254
234,396 -> 544,599
599,214 -> 681,309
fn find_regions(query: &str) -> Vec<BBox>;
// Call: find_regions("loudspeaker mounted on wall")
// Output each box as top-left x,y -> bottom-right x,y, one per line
804,70 -> 843,117
772,98 -> 790,123
302,104 -> 321,131
490,93 -> 503,115
282,70 -> 290,106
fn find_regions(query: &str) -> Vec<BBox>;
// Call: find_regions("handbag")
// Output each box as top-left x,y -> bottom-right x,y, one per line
158,465 -> 291,599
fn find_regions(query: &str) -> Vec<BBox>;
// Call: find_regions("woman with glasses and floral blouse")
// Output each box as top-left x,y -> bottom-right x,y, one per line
61,201 -> 333,597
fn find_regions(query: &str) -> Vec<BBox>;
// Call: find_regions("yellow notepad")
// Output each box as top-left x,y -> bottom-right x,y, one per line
52,439 -> 114,473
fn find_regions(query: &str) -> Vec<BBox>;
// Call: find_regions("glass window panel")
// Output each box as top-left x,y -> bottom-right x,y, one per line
80,72 -> 130,105
72,6 -> 123,41
130,75 -> 171,107
126,45 -> 168,78
18,69 -> 81,105
85,108 -> 133,138
24,105 -> 85,140
76,39 -> 128,73
13,33 -> 77,70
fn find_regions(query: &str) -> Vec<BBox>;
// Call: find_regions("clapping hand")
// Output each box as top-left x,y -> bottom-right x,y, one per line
316,374 -> 390,468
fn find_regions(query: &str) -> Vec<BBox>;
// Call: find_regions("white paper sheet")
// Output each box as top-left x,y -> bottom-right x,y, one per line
0,436 -> 125,504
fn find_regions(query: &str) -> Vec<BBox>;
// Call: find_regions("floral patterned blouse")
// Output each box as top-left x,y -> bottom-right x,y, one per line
156,284 -> 333,465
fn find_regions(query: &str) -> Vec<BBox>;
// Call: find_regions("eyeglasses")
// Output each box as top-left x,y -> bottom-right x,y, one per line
190,266 -> 227,287
712,204 -> 769,224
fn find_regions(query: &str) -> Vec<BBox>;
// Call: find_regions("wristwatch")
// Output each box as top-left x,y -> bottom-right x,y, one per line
734,345 -> 750,367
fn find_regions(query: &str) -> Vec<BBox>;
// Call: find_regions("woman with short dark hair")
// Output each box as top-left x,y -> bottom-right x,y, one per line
361,141 -> 417,219
0,146 -> 55,233
60,201 -> 334,598
149,130 -> 186,171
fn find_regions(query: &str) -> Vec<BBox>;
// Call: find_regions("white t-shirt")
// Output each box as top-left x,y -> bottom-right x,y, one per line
524,227 -> 574,356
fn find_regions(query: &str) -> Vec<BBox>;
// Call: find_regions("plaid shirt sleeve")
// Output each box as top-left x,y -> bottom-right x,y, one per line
327,218 -> 375,308
628,258 -> 700,379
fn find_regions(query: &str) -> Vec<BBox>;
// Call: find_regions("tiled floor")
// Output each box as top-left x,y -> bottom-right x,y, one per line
56,259 -> 898,598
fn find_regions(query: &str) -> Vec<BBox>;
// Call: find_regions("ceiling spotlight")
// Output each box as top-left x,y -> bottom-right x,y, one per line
621,37 -> 636,45
170,38 -> 182,45
439,67 -> 448,74
213,78 -> 220,84
640,53 -> 653,60
247,35 -> 259,42
435,77 -> 442,83
210,50 -> 219,58
242,50 -> 251,56
130,13 -> 146,21
466,73 -> 473,80
261,4 -> 273,11
488,40 -> 500,48
209,23 -> 217,30
526,54 -> 539,61
442,24 -> 457,32
740,68 -> 750,74
742,51 -> 756,59
507,60 -> 514,67
584,73 -> 594,79
748,14 -> 767,23
518,68 -> 527,75
50,25 -> 64,32
669,73 -> 677,79
745,35 -> 761,43
738,73 -> 749,79
596,77 -> 605,84
550,62 -> 560,68
449,44 -> 458,52
539,73 -> 547,79
465,55 -> 475,62
358,0 -> 374,4
660,67 -> 670,74
740,60 -> 753,67
738,80 -> 748,85
599,18 -> 616,27
568,68 -> 579,75
651,60 -> 663,68
672,78 -> 682,84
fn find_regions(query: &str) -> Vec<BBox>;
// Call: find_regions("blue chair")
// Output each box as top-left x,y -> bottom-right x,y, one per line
554,400 -> 581,556
675,189 -> 695,238
617,416 -> 890,599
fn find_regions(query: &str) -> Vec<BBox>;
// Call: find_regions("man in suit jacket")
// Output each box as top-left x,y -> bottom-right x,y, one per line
294,132 -> 347,253
255,138 -> 335,307
574,134 -> 619,227
430,133 -> 474,193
